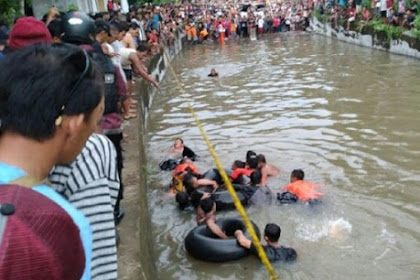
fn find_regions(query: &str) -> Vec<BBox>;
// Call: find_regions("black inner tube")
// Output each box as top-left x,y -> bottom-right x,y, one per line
185,218 -> 261,262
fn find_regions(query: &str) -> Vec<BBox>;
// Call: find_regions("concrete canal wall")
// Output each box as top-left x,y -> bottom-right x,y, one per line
117,30 -> 184,280
310,16 -> 420,59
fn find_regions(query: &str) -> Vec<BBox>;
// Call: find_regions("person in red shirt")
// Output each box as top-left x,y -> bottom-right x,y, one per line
148,28 -> 159,43
278,169 -> 323,203
346,6 -> 357,30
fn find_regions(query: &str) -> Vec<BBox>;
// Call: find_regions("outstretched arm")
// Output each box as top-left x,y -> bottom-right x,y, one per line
207,219 -> 228,239
196,178 -> 219,190
234,230 -> 252,248
129,53 -> 160,88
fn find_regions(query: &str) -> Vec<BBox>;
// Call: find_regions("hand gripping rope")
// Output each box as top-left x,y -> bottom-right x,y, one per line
162,49 -> 278,280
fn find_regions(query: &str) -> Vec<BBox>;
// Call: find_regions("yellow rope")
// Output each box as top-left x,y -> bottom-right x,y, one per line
162,50 -> 278,280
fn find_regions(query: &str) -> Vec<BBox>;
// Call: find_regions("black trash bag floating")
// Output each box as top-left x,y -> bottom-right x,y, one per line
159,159 -> 180,171
277,191 -> 298,204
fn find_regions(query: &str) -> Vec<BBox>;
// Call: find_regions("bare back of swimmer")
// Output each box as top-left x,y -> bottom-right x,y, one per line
257,154 -> 281,186
198,197 -> 227,239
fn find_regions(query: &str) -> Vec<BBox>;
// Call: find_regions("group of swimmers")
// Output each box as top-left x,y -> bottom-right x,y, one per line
160,138 -> 325,263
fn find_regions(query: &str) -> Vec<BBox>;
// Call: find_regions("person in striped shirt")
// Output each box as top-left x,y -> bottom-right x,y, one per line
49,133 -> 120,280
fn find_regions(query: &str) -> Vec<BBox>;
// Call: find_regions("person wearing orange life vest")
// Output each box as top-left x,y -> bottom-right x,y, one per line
278,169 -> 323,203
230,153 -> 258,184
169,158 -> 200,195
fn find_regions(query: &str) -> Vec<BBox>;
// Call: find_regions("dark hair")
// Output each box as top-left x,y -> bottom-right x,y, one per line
110,21 -> 120,32
250,170 -> 261,185
233,160 -> 246,169
119,21 -> 129,32
95,20 -> 110,35
175,138 -> 184,144
247,156 -> 258,169
200,197 -> 215,213
175,192 -> 189,210
182,173 -> 195,195
129,22 -> 140,30
246,150 -> 257,163
136,44 -> 148,52
291,169 -> 304,180
0,44 -> 103,141
48,18 -> 63,39
256,154 -> 266,164
190,190 -> 203,208
264,223 -> 281,242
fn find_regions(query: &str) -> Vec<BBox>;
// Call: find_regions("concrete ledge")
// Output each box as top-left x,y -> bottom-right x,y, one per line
117,30 -> 184,280
310,16 -> 420,59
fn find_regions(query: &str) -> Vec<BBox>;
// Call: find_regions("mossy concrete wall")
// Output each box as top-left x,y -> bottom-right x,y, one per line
310,16 -> 420,59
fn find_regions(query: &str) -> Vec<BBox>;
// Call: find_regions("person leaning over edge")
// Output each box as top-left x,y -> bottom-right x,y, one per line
0,43 -> 105,279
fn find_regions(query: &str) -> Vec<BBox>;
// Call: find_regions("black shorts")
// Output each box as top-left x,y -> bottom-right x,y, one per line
381,10 -> 387,18
123,68 -> 132,80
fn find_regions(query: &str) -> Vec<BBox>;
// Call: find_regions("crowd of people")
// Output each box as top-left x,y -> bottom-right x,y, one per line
163,138 -> 323,263
0,1 -> 328,279
0,3 -> 171,279
103,0 -> 312,46
316,0 -> 419,30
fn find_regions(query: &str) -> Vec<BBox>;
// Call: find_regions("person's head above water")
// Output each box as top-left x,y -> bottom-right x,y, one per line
208,68 -> 218,77
246,150 -> 257,163
174,138 -> 184,149
232,160 -> 246,170
200,197 -> 216,214
250,170 -> 262,186
247,155 -> 258,169
256,154 -> 266,169
182,172 -> 196,194
264,223 -> 281,243
175,191 -> 190,210
291,169 -> 304,182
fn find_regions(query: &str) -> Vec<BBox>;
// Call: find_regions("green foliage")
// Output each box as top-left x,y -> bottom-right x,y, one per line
314,9 -> 329,23
367,19 -> 403,41
414,14 -> 420,30
68,4 -> 79,12
0,0 -> 22,26
361,0 -> 371,9
411,15 -> 420,39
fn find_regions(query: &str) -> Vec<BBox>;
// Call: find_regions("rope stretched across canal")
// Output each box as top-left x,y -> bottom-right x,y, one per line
162,49 -> 278,280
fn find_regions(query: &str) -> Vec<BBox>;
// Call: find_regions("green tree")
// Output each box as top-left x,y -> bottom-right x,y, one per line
0,0 -> 22,26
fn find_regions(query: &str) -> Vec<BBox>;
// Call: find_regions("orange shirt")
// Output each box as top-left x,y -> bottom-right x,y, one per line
200,29 -> 208,37
190,27 -> 197,37
283,180 -> 322,201
172,163 -> 198,177
231,168 -> 254,180
231,23 -> 237,32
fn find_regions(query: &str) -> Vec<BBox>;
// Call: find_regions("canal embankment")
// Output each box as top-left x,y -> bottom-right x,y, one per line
310,16 -> 420,59
116,30 -> 184,280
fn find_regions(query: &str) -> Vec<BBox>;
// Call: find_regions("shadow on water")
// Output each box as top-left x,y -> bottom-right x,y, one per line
147,33 -> 420,279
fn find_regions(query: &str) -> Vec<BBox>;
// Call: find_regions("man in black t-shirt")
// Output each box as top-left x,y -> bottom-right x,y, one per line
235,223 -> 297,262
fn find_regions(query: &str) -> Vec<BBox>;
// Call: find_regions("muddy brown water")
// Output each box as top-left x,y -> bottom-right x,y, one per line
146,33 -> 420,280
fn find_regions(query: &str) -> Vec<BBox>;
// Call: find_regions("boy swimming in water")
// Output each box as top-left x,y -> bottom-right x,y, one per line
278,169 -> 323,203
197,197 -> 227,239
169,138 -> 196,160
235,223 -> 297,262
208,68 -> 219,77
